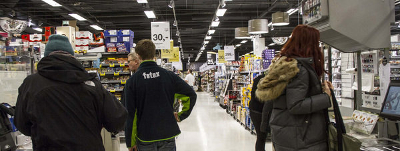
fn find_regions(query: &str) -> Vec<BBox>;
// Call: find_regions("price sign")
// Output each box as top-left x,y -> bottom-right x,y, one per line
151,22 -> 171,49
169,47 -> 180,62
224,45 -> 235,61
218,50 -> 226,63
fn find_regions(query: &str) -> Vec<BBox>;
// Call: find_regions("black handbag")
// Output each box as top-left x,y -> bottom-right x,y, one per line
327,89 -> 361,151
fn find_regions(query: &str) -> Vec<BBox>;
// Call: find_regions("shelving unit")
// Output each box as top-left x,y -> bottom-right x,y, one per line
98,52 -> 131,101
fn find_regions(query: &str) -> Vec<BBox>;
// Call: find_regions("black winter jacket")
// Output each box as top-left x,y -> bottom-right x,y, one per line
14,54 -> 127,151
258,57 -> 331,151
124,61 -> 196,147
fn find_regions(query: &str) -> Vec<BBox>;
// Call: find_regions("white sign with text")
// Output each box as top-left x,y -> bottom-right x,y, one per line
224,45 -> 235,61
151,22 -> 171,49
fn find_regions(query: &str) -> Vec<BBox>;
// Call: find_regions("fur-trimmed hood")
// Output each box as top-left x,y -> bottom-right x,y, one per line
255,56 -> 300,102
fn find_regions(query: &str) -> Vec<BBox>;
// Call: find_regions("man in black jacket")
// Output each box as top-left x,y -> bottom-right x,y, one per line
125,39 -> 197,151
14,35 -> 127,151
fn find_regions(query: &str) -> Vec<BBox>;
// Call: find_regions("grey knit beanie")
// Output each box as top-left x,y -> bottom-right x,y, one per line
44,34 -> 74,57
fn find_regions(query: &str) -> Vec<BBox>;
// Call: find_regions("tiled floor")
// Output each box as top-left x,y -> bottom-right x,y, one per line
121,92 -> 273,151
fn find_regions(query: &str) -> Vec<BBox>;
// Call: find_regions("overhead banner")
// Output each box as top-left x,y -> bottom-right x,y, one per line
224,45 -> 235,61
161,40 -> 174,59
218,50 -> 226,63
169,47 -> 180,62
207,53 -> 216,65
151,22 -> 171,49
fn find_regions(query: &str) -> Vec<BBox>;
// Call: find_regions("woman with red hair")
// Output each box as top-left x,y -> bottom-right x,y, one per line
256,25 -> 332,151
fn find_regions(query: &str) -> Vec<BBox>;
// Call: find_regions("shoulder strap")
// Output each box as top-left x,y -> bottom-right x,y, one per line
330,89 -> 346,151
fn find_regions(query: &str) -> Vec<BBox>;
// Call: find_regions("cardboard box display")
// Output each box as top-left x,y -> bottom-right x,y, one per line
76,31 -> 93,39
76,46 -> 89,51
117,36 -> 133,43
104,30 -> 118,37
117,30 -> 134,37
75,39 -> 91,46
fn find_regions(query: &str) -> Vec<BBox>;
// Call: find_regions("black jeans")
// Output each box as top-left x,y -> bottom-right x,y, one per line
250,110 -> 268,151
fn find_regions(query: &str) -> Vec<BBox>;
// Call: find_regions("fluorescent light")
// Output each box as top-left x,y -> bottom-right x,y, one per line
268,43 -> 276,46
268,22 -> 272,27
208,30 -> 216,35
204,41 -> 209,44
205,36 -> 212,40
137,0 -> 148,3
236,44 -> 241,47
144,11 -> 156,18
68,14 -> 86,21
211,21 -> 220,27
287,8 -> 299,16
90,25 -> 103,30
240,40 -> 247,43
33,28 -> 42,32
42,0 -> 62,7
216,9 -> 227,17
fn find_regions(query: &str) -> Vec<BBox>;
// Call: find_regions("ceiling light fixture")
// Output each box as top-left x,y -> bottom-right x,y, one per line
42,0 -> 62,7
235,27 -> 251,39
173,20 -> 177,26
90,25 -> 103,30
176,30 -> 180,36
68,14 -> 87,21
211,21 -> 220,27
248,19 -> 269,34
221,1 -> 226,8
286,8 -> 299,16
205,36 -> 212,40
272,11 -> 289,26
208,30 -> 216,35
214,16 -> 219,22
204,41 -> 209,44
178,37 -> 181,43
236,44 -> 241,47
137,0 -> 148,3
268,43 -> 276,46
144,11 -> 156,18
216,9 -> 227,17
33,27 -> 42,32
240,40 -> 248,43
268,22 -> 272,27
168,0 -> 175,8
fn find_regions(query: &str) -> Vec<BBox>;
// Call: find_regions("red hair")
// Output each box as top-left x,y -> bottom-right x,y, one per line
280,24 -> 325,78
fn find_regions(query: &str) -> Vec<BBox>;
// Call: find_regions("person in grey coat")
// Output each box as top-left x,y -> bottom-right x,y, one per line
256,25 -> 332,151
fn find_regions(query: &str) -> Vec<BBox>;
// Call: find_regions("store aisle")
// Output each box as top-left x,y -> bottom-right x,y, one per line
121,92 -> 273,151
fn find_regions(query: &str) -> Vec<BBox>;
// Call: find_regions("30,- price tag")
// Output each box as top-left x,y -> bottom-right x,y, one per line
121,80 -> 126,84
110,64 -> 115,67
100,73 -> 106,76
114,72 -> 120,76
151,22 -> 171,49
120,63 -> 125,67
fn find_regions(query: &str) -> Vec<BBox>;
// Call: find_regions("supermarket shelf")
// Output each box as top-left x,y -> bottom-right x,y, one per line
101,52 -> 129,56
236,81 -> 250,84
107,89 -> 124,93
100,72 -> 131,76
100,63 -> 129,68
226,65 -> 240,67
240,69 -> 267,74
101,80 -> 127,84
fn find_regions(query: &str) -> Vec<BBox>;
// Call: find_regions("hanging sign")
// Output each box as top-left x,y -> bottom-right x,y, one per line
253,37 -> 265,57
218,50 -> 226,63
224,45 -> 235,61
151,22 -> 171,49
169,47 -> 180,62
161,40 -> 175,59
207,53 -> 216,65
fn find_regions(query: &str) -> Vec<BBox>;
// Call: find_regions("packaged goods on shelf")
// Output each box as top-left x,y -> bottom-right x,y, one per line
104,30 -> 118,37
76,31 -> 93,39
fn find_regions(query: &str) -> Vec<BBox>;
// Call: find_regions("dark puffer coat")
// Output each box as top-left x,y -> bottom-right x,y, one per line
256,57 -> 331,151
